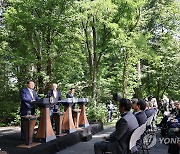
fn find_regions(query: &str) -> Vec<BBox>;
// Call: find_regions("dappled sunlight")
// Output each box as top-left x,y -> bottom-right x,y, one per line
93,133 -> 111,138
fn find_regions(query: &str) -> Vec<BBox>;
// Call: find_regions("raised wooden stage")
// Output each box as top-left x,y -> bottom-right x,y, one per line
0,122 -> 103,154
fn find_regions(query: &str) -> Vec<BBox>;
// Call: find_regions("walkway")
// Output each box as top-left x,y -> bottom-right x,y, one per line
56,126 -> 114,154
0,126 -> 169,154
56,126 -> 168,154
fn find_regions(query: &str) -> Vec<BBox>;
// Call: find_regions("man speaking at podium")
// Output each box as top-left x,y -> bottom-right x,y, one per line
47,83 -> 62,117
20,80 -> 39,140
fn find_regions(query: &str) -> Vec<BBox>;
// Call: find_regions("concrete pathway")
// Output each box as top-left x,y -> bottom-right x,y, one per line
0,126 -> 170,154
0,126 -> 20,137
56,126 -> 115,154
56,127 -> 169,154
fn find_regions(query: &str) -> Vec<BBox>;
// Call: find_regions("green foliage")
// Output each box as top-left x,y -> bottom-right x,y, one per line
86,103 -> 108,123
0,0 -> 179,126
0,101 -> 20,126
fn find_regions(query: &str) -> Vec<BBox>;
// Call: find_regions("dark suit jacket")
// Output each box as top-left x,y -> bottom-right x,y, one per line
106,111 -> 139,154
145,108 -> 156,118
66,93 -> 75,109
47,90 -> 61,111
134,111 -> 147,126
20,88 -> 39,115
66,93 -> 74,98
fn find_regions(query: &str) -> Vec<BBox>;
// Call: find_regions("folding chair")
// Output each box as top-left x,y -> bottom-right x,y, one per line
129,124 -> 146,154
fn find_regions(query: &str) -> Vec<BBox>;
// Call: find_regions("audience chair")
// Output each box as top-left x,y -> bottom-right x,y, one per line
129,123 -> 146,154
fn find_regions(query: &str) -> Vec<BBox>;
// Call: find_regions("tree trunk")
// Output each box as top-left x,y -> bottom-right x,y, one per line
156,79 -> 160,105
122,51 -> 129,98
46,31 -> 52,81
134,60 -> 142,98
147,67 -> 151,95
161,80 -> 171,99
47,56 -> 52,80
92,17 -> 97,106
36,60 -> 44,94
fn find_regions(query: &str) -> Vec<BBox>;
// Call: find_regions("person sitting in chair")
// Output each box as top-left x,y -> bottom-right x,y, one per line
94,98 -> 139,154
132,99 -> 147,126
145,101 -> 156,118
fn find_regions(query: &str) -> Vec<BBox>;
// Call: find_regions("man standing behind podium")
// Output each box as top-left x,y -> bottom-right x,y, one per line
66,88 -> 75,98
20,80 -> 39,139
66,88 -> 75,109
47,83 -> 62,116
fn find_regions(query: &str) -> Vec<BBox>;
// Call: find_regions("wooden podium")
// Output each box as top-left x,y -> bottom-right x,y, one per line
72,109 -> 81,128
21,115 -> 37,145
59,98 -> 78,133
53,112 -> 64,135
78,98 -> 89,127
34,98 -> 56,142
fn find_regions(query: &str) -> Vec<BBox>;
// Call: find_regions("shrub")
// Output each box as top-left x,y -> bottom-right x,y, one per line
86,103 -> 108,123
0,101 -> 20,126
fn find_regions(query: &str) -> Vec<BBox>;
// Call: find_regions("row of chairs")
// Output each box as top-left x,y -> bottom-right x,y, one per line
129,113 -> 157,154
104,112 -> 157,154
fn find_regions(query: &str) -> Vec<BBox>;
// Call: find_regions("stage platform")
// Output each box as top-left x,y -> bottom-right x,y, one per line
0,122 -> 103,154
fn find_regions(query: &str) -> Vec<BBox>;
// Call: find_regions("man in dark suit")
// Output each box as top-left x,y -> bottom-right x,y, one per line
94,98 -> 139,154
47,83 -> 62,116
132,99 -> 147,126
145,101 -> 156,118
66,88 -> 75,109
66,88 -> 75,98
20,80 -> 39,139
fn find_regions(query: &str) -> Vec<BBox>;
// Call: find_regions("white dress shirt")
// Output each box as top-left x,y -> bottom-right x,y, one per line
28,88 -> 34,100
53,90 -> 57,98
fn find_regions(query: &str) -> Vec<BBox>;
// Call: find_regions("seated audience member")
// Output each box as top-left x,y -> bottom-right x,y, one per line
94,98 -> 139,154
168,101 -> 180,154
151,97 -> 158,109
132,99 -> 147,126
158,101 -> 180,127
168,101 -> 180,128
145,101 -> 156,118
131,98 -> 138,114
113,92 -> 122,102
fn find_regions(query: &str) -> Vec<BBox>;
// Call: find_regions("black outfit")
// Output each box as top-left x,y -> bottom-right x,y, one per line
134,110 -> 147,126
66,93 -> 74,98
94,111 -> 139,154
66,93 -> 75,109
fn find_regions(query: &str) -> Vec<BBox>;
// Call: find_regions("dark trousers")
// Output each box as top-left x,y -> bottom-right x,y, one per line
94,141 -> 108,154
